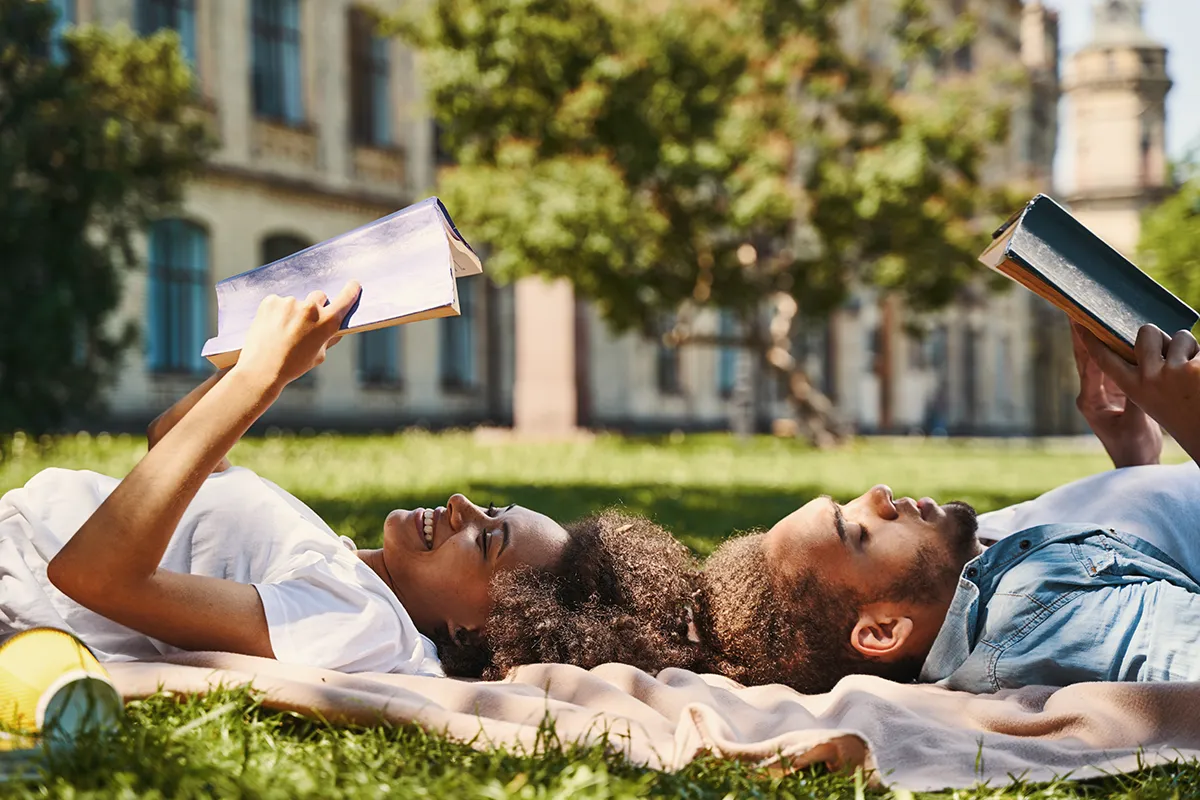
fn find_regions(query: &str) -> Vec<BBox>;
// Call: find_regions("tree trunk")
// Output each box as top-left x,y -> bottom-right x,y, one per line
760,292 -> 846,447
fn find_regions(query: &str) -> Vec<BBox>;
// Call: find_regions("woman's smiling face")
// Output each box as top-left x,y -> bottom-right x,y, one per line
381,494 -> 569,637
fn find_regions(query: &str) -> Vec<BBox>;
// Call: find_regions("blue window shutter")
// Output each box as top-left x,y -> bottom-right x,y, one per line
251,0 -> 302,124
137,0 -> 197,67
718,310 -> 737,397
440,280 -> 476,388
358,328 -> 400,385
282,0 -> 303,124
48,0 -> 75,63
147,219 -> 209,374
371,36 -> 391,145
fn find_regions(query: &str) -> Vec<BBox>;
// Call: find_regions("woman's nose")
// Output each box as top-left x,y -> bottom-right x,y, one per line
446,493 -> 477,530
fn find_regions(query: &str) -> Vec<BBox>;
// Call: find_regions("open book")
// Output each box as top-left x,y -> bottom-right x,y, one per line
979,194 -> 1198,362
201,197 -> 483,369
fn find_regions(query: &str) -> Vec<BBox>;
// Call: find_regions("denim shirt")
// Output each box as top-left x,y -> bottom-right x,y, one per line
920,523 -> 1200,693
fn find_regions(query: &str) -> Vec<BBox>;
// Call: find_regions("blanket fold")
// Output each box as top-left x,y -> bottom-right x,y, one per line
106,654 -> 1200,791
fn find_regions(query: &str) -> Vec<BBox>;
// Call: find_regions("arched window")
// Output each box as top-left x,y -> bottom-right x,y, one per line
147,219 -> 209,374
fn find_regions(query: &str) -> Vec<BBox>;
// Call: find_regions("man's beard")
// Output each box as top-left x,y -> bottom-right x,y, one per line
942,500 -> 981,565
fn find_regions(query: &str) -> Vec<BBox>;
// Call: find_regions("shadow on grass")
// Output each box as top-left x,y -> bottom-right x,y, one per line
303,482 -> 1040,556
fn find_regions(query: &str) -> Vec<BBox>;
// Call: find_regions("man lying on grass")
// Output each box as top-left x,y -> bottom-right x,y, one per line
697,322 -> 1200,694
0,284 -> 707,680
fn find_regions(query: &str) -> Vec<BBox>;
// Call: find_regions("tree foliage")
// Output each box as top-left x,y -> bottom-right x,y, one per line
1139,172 -> 1200,315
0,0 -> 211,435
395,0 -> 1017,435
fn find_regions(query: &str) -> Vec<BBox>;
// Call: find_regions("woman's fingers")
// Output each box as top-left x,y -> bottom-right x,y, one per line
1166,329 -> 1200,367
321,281 -> 362,329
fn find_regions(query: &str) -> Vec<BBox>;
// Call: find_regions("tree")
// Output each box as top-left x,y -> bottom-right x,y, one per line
395,0 -> 1016,441
1139,167 -> 1200,314
0,0 -> 211,435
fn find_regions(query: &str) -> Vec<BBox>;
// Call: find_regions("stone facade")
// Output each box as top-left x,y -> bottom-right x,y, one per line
77,0 -> 1154,436
80,0 -> 514,430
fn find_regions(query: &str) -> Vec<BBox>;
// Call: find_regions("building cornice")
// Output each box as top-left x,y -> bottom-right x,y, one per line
1066,185 -> 1173,206
201,163 -> 414,216
1062,75 -> 1172,95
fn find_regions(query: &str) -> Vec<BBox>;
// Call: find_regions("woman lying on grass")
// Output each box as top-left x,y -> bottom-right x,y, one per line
0,283 -> 705,679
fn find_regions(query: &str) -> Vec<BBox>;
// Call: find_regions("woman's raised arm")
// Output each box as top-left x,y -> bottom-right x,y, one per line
147,367 -> 234,472
47,282 -> 361,658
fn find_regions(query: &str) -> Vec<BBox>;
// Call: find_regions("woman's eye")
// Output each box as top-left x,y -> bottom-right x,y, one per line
859,525 -> 870,544
486,503 -> 500,518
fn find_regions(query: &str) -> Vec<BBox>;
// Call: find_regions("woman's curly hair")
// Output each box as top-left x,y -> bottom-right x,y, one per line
433,510 -> 708,679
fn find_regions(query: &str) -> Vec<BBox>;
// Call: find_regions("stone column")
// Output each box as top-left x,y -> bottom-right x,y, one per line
513,276 -> 577,435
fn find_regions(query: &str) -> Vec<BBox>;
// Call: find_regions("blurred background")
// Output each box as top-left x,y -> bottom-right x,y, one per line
2,0 -> 1196,444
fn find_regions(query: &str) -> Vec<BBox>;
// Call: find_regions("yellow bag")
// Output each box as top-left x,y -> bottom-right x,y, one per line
0,628 -> 123,758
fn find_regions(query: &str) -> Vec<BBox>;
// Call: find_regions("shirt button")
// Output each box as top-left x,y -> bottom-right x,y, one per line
967,568 -> 978,578
1019,539 -> 1031,550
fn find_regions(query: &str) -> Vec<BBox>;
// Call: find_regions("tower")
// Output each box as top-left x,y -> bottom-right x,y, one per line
1064,0 -> 1172,257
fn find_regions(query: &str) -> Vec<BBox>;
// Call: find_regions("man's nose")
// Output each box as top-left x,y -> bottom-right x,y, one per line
869,485 -> 898,519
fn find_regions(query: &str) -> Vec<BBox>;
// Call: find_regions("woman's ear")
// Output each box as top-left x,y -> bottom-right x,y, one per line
849,604 -> 915,661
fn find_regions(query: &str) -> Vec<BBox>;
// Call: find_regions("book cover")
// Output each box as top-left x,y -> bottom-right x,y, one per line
979,194 -> 1198,362
201,197 -> 483,369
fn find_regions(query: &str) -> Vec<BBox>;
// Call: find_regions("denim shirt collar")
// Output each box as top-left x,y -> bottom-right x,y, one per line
919,523 -> 1110,684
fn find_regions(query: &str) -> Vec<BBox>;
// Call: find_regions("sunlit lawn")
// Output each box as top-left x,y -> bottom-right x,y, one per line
4,431 -> 1196,798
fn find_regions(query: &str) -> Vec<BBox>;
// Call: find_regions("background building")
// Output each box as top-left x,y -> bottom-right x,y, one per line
68,0 -> 515,431
60,0 -> 1167,436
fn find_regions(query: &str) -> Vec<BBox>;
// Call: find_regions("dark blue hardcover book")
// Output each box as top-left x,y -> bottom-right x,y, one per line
980,194 -> 1198,362
202,197 -> 482,368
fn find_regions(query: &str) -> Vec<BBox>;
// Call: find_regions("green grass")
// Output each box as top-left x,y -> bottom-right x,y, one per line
3,431 -> 1197,798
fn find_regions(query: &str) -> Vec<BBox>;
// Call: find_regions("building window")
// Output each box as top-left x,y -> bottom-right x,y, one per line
261,233 -> 310,265
717,310 -> 737,398
137,0 -> 197,66
348,7 -> 390,147
48,0 -> 75,62
440,279 -> 477,390
147,219 -> 209,374
657,315 -> 681,396
251,0 -> 304,125
358,329 -> 401,386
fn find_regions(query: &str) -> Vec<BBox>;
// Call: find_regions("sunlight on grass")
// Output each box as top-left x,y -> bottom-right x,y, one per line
3,432 -> 1195,797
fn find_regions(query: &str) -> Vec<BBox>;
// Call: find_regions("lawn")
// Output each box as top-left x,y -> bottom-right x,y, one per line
4,431 -> 1197,798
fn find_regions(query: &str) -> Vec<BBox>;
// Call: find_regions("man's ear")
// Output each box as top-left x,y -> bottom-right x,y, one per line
850,604 -> 915,661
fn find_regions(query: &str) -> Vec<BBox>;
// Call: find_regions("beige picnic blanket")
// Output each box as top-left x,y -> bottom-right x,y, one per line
107,653 -> 1200,791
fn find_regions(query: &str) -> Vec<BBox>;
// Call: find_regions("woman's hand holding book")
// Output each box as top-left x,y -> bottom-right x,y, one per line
233,281 -> 362,391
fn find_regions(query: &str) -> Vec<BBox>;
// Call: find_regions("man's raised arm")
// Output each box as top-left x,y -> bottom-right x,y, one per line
1077,323 -> 1200,466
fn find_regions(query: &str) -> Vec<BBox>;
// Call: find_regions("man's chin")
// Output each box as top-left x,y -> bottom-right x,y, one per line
942,500 -> 981,560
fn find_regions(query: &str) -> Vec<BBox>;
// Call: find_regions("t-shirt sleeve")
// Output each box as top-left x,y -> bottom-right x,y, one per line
253,560 -> 443,676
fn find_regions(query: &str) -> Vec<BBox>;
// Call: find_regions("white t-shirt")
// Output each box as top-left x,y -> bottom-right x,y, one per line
0,466 -> 443,676
978,461 -> 1200,580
